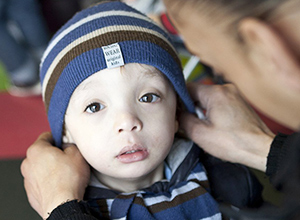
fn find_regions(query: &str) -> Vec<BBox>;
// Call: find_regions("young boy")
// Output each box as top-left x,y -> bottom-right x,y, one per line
40,1 -> 221,219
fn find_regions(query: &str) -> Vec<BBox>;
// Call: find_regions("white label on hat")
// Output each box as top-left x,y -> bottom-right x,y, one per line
102,43 -> 124,69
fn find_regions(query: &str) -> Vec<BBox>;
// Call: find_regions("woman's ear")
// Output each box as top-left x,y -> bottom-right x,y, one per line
238,18 -> 300,91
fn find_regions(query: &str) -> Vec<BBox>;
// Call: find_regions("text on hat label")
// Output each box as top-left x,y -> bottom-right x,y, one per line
102,43 -> 124,69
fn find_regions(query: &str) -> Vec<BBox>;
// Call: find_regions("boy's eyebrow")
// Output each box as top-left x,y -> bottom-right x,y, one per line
140,69 -> 162,78
136,65 -> 164,78
140,68 -> 174,90
70,80 -> 104,106
120,64 -> 164,80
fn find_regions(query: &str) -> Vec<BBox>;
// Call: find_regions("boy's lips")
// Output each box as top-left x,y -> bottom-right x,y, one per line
116,145 -> 148,163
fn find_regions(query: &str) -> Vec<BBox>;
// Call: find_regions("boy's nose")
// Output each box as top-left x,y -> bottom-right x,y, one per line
114,111 -> 142,133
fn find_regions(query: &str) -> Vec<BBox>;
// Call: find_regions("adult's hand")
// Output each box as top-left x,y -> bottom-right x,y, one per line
20,132 -> 90,219
180,83 -> 275,172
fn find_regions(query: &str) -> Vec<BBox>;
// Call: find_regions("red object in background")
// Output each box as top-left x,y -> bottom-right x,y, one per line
0,93 -> 50,159
160,13 -> 178,35
254,108 -> 294,135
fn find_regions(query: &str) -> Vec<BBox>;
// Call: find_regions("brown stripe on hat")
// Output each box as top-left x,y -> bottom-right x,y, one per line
44,30 -> 181,112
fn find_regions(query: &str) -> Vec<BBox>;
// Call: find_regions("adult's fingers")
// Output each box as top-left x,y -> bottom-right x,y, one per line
62,143 -> 77,152
23,179 -> 41,216
35,132 -> 54,146
62,143 -> 87,165
24,132 -> 54,158
186,83 -> 216,110
179,111 -> 210,143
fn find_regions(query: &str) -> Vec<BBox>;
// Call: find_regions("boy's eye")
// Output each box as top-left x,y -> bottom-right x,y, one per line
139,93 -> 160,103
85,102 -> 105,113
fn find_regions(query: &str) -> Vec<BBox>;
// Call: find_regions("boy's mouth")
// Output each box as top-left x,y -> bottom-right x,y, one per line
121,150 -> 141,155
116,145 -> 148,163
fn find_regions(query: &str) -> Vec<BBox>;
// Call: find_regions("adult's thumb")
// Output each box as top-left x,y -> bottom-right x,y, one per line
62,143 -> 78,153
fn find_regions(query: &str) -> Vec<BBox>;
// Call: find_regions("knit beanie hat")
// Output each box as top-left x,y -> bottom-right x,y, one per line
40,1 -> 195,147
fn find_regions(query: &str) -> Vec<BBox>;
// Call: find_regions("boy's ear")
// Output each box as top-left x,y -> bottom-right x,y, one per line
238,18 -> 300,91
62,126 -> 75,144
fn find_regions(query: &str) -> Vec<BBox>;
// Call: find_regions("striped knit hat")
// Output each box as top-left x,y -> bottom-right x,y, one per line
40,1 -> 195,147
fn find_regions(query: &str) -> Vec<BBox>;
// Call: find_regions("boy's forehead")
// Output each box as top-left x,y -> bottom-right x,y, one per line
123,63 -> 161,75
121,63 -> 172,85
113,63 -> 166,81
78,63 -> 168,89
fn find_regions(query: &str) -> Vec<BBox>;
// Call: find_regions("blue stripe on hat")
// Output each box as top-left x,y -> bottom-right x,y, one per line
49,1 -> 145,44
41,16 -> 171,84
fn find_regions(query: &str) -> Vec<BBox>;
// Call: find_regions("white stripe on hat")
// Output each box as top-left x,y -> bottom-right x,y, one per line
41,10 -> 156,65
42,25 -> 176,100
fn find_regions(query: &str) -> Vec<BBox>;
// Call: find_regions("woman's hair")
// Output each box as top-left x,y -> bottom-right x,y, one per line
164,0 -> 298,36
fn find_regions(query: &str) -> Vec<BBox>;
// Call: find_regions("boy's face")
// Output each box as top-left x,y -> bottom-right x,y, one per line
64,63 -> 178,188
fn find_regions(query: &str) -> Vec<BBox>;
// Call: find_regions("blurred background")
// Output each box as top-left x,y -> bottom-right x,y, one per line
0,1 -> 98,219
0,0 -> 294,219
